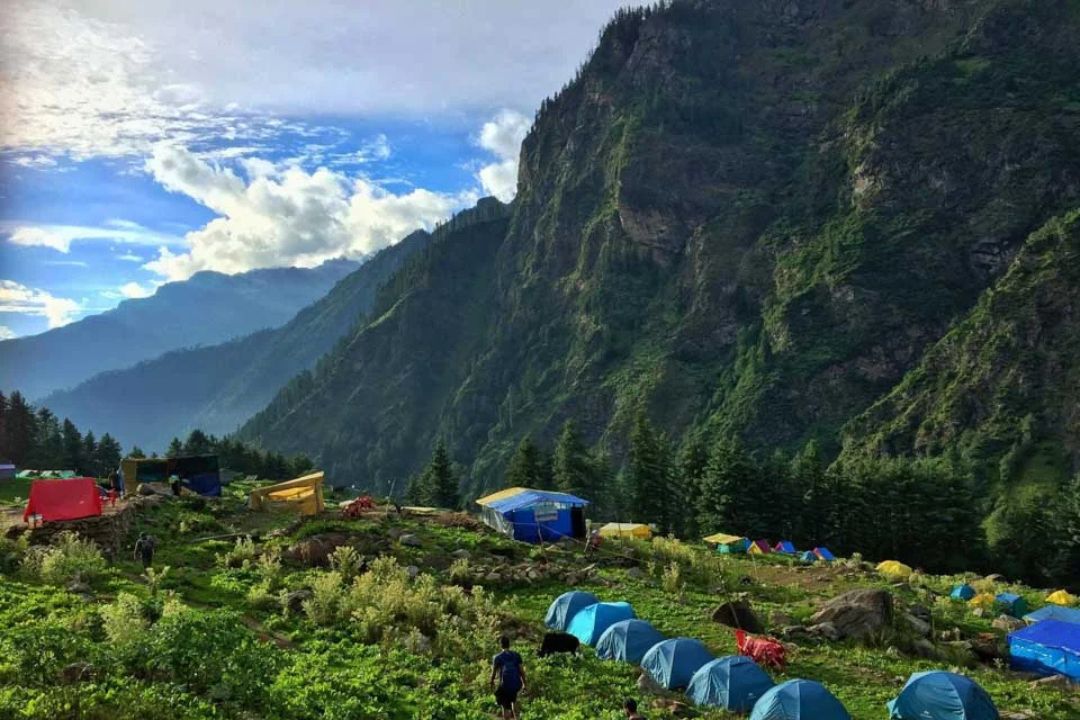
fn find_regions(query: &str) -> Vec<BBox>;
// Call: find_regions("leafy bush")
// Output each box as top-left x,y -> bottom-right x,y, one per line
22,531 -> 106,585
662,561 -> 684,596
328,545 -> 363,581
217,536 -> 259,569
247,580 -> 277,611
101,592 -> 149,648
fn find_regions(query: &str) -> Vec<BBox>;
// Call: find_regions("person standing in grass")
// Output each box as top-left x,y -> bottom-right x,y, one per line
134,533 -> 156,569
624,698 -> 646,719
490,635 -> 526,719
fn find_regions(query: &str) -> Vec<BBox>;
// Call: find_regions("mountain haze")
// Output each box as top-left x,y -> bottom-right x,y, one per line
42,228 -> 442,452
0,259 -> 359,400
240,0 -> 1080,497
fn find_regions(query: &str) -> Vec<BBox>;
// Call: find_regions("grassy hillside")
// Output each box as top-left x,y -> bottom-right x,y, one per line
0,494 -> 1076,719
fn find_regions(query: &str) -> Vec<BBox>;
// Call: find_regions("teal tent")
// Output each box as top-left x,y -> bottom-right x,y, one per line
567,601 -> 635,646
641,637 -> 714,690
995,593 -> 1028,618
950,584 -> 976,601
596,619 -> 664,664
798,551 -> 817,564
887,671 -> 998,720
750,679 -> 851,720
544,591 -> 599,631
688,656 -> 775,712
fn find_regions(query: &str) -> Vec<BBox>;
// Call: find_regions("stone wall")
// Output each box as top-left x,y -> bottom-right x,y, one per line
24,495 -> 165,557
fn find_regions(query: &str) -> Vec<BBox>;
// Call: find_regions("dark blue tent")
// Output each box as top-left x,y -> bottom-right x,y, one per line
688,656 -> 775,712
1023,605 -> 1080,625
887,671 -> 998,720
774,541 -> 796,554
798,551 -> 817,564
950,584 -> 976,601
185,472 -> 222,496
749,679 -> 851,720
544,591 -> 599,631
1009,620 -> 1080,681
813,547 -> 837,562
595,619 -> 664,664
996,593 -> 1028,618
641,638 -> 714,690
567,601 -> 635,646
476,488 -> 589,543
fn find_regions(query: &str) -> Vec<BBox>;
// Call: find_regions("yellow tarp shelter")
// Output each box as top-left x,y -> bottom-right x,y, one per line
248,471 -> 325,516
475,486 -> 528,506
877,560 -> 913,580
970,592 -> 997,609
703,532 -> 747,545
598,522 -> 652,540
1047,590 -> 1078,606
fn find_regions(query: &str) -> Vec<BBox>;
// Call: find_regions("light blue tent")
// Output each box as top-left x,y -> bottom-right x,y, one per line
995,593 -> 1028,618
567,601 -> 635,646
544,591 -> 599,631
595,619 -> 665,664
1009,620 -> 1080,681
1023,605 -> 1080,625
641,637 -> 714,690
749,679 -> 851,720
688,656 -> 775,712
798,551 -> 817,564
887,671 -> 998,720
950,584 -> 976,601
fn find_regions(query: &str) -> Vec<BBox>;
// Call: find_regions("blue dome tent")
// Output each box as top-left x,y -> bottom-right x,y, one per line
567,601 -> 635,646
544,591 -> 599,631
595,619 -> 665,664
749,679 -> 851,720
950,584 -> 976,601
641,637 -> 715,690
688,656 -> 775,712
995,593 -> 1028,618
887,671 -> 998,720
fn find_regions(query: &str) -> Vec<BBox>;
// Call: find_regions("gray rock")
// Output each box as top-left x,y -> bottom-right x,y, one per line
912,638 -> 939,659
484,572 -> 502,583
626,567 -> 646,579
66,579 -> 91,595
450,548 -> 471,560
809,588 -> 893,640
405,565 -> 420,580
992,615 -> 1025,632
398,534 -> 422,547
807,621 -> 841,642
282,589 -> 313,613
903,612 -> 931,637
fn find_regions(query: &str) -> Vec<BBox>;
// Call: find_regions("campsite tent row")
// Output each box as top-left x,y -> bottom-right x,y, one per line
950,584 -> 1031,618
15,469 -> 76,480
703,532 -> 836,562
544,590 -> 998,719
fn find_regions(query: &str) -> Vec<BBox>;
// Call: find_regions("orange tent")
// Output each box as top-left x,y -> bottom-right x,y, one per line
23,478 -> 103,522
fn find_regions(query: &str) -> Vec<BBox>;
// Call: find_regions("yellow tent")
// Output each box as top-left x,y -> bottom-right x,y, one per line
248,471 -> 325,516
703,532 -> 747,545
876,560 -> 913,580
970,592 -> 997,609
598,522 -> 652,540
1047,590 -> 1078,606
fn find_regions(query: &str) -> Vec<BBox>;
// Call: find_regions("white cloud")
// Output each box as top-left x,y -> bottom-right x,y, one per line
119,281 -> 155,299
476,110 -> 530,202
142,144 -> 474,280
0,325 -> 15,340
3,221 -> 182,254
0,280 -> 81,328
116,252 -> 145,262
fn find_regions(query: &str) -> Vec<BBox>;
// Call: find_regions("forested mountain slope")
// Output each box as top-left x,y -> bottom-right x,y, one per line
242,0 -> 1080,497
0,259 -> 359,400
43,229 -> 434,452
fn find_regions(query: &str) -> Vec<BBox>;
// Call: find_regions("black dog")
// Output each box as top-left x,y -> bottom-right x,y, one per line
538,632 -> 580,657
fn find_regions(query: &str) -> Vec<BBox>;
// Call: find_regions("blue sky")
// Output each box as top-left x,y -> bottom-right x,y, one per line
0,0 -> 634,338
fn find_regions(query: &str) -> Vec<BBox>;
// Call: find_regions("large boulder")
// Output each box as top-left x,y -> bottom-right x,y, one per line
809,589 -> 893,640
711,599 -> 763,633
286,533 -> 352,567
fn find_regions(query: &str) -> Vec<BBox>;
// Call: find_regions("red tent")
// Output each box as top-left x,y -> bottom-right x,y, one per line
23,478 -> 103,523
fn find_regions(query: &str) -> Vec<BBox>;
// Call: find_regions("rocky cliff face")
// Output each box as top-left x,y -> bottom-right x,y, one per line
242,0 -> 1080,495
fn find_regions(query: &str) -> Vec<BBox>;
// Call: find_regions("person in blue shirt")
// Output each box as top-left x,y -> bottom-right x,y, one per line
490,635 -> 526,719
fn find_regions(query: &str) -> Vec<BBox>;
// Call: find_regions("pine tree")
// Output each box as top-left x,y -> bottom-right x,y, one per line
553,421 -> 598,504
418,439 -> 459,509
3,392 -> 35,465
675,434 -> 709,538
96,433 -> 123,476
184,429 -> 213,456
30,408 -> 62,469
0,391 -> 7,460
790,440 -> 826,546
61,419 -> 83,472
505,436 -> 545,489
697,435 -> 755,536
129,446 -> 146,459
166,438 -> 183,458
82,431 -> 98,476
627,411 -> 673,533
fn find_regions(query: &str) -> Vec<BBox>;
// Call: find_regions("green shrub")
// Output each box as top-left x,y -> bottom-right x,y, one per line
101,592 -> 149,649
328,545 -> 363,581
22,531 -> 107,586
217,536 -> 258,569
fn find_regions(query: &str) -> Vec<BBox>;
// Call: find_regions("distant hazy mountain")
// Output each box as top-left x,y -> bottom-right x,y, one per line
43,229 -> 436,452
0,258 -> 359,400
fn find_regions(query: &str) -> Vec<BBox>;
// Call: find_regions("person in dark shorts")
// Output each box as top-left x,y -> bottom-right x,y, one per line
490,635 -> 526,719
624,698 -> 646,719
134,533 -> 156,569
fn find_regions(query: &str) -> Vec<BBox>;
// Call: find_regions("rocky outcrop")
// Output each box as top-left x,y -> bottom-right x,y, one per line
808,589 -> 893,640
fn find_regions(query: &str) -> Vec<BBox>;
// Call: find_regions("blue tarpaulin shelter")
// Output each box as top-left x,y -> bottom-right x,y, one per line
567,601 -> 635,646
476,487 -> 589,543
544,591 -> 599,631
951,584 -> 976,601
1024,605 -> 1080,625
773,541 -> 796,554
596,619 -> 665,664
641,637 -> 714,690
887,671 -> 998,720
750,679 -> 851,720
995,593 -> 1028,618
688,656 -> 775,712
1009,620 -> 1080,681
